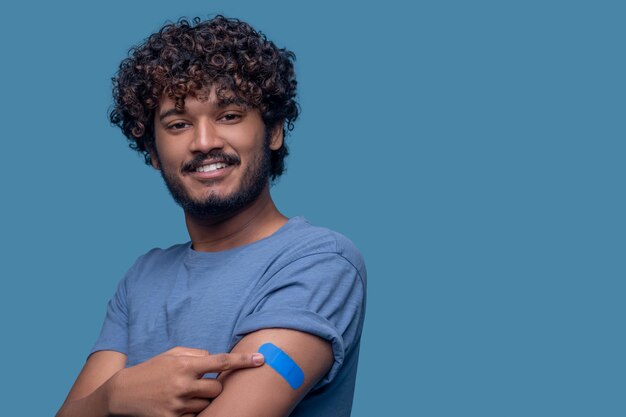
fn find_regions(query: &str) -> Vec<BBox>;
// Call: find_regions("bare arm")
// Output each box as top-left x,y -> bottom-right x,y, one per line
198,328 -> 334,417
56,348 -> 265,417
56,350 -> 127,417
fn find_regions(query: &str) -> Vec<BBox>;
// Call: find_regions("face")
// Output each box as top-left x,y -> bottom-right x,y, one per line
152,90 -> 283,217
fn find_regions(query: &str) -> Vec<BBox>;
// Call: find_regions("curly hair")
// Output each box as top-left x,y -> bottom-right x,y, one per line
109,15 -> 299,180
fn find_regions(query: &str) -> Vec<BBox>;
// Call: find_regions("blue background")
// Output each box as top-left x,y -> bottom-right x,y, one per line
1,0 -> 624,415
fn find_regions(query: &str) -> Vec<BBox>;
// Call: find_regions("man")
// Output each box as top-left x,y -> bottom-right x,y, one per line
57,15 -> 366,417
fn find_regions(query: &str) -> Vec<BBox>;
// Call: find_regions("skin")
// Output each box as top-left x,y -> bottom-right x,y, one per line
56,349 -> 265,417
57,90 -> 334,417
201,329 -> 333,417
151,91 -> 289,251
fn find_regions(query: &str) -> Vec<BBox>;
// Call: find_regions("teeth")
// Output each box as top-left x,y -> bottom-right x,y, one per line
196,162 -> 227,172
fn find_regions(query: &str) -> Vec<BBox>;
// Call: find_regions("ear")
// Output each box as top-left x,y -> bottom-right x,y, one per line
149,149 -> 160,170
268,123 -> 284,151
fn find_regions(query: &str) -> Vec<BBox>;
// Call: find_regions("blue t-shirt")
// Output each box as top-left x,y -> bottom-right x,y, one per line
92,216 -> 367,417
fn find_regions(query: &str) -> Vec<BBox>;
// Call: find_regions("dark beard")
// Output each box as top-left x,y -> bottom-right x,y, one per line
157,144 -> 271,218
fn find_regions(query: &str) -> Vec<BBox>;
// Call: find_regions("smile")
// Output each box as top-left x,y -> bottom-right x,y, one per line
196,162 -> 228,172
188,160 -> 236,181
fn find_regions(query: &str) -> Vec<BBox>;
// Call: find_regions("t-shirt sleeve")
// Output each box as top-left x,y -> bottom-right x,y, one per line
231,252 -> 366,388
89,265 -> 133,357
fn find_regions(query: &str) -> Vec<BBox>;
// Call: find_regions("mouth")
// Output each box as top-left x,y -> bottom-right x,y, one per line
195,161 -> 229,173
183,151 -> 241,174
184,156 -> 240,181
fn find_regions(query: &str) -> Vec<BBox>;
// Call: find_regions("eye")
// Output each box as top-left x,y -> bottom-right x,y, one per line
167,122 -> 191,130
220,112 -> 243,123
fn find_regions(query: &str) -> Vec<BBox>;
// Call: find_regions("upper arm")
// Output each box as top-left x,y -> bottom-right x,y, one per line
201,247 -> 366,417
63,350 -> 127,403
200,328 -> 333,417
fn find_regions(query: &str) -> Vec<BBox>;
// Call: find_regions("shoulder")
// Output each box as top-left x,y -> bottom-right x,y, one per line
131,242 -> 189,270
121,242 -> 189,287
274,217 -> 366,279
235,219 -> 367,381
260,217 -> 366,294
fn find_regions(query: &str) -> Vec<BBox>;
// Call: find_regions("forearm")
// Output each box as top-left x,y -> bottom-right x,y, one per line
56,379 -> 113,417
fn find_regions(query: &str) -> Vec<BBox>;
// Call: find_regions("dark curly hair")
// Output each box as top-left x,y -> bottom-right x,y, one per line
109,15 -> 299,180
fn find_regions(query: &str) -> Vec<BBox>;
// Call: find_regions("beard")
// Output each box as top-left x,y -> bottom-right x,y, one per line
156,142 -> 271,218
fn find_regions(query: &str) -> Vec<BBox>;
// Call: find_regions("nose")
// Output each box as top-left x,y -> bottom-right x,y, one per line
189,120 -> 225,153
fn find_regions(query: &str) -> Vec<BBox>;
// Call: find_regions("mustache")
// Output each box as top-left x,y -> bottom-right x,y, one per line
182,151 -> 241,172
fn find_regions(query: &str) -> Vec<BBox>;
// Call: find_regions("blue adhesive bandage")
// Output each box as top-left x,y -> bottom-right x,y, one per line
258,343 -> 304,390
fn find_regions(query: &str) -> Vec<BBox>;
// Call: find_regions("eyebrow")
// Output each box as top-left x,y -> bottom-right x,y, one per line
158,108 -> 183,122
158,97 -> 248,122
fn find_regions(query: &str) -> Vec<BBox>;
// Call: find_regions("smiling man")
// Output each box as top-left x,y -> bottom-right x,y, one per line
154,92 -> 284,229
56,15 -> 366,417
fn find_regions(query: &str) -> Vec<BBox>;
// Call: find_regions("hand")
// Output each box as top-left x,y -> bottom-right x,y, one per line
106,347 -> 264,417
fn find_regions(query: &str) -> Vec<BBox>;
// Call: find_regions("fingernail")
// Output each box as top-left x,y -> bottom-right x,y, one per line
253,353 -> 264,365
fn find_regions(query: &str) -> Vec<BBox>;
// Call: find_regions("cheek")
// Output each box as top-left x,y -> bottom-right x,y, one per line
154,138 -> 183,166
237,132 -> 268,157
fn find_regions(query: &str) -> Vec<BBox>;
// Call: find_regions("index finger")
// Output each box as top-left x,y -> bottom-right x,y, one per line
192,352 -> 264,375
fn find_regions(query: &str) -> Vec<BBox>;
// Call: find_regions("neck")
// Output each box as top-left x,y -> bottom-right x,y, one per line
184,186 -> 287,252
